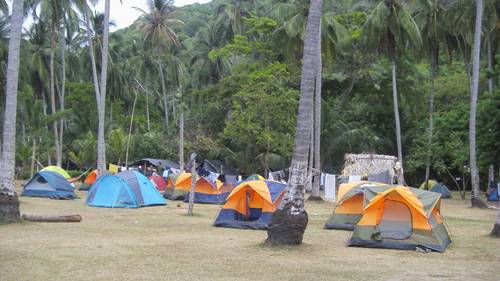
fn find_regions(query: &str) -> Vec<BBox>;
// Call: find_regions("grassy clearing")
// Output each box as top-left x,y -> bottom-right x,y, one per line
1,186 -> 499,281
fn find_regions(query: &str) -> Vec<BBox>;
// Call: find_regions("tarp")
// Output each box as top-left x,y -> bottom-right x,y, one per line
202,160 -> 238,175
21,171 -> 76,199
130,158 -> 179,169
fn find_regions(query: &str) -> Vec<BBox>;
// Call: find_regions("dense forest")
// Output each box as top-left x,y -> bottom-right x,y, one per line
0,0 -> 499,190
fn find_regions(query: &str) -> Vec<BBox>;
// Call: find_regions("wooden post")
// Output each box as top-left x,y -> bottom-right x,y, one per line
187,153 -> 197,216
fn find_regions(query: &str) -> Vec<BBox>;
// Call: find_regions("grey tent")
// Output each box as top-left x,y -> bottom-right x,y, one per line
202,160 -> 238,175
131,158 -> 179,170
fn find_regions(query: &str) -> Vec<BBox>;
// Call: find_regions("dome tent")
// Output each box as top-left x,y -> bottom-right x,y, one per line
21,171 -> 76,199
86,172 -> 165,208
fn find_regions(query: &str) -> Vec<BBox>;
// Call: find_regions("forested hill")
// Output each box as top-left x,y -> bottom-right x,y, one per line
8,0 -> 500,190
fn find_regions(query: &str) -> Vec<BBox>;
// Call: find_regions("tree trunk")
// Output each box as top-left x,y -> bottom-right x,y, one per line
390,57 -> 405,185
188,157 -> 196,215
158,56 -> 169,135
58,27 -> 66,166
96,0 -> 111,174
487,33 -> 493,95
488,165 -> 494,194
310,26 -> 322,201
492,206 -> 500,237
50,23 -> 61,167
145,75 -> 151,131
266,0 -> 323,246
83,4 -> 102,171
470,0 -> 487,208
0,0 -> 24,222
30,137 -> 36,178
424,53 -> 437,189
125,91 -> 138,168
179,109 -> 185,171
306,119 -> 313,193
22,214 -> 81,222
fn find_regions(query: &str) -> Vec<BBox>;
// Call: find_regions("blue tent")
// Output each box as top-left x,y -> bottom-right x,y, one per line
431,183 -> 452,199
21,171 -> 76,199
86,172 -> 166,208
487,185 -> 499,201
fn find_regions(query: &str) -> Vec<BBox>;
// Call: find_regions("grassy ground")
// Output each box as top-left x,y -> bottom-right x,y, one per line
1,183 -> 499,281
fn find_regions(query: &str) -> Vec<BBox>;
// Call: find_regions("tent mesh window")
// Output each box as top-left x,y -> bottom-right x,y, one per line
378,200 -> 413,240
116,186 -> 133,206
36,176 -> 48,184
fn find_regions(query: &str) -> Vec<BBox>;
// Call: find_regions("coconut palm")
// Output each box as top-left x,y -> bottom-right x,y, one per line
190,21 -> 232,87
364,0 -> 422,184
414,0 -> 447,189
492,208 -> 500,237
135,0 -> 183,135
469,0 -> 487,208
266,0 -> 323,246
0,0 -> 24,222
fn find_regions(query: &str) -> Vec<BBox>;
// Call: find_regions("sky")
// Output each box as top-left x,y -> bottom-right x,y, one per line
96,0 -> 213,31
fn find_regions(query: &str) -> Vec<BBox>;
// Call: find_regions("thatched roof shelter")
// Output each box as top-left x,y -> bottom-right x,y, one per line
341,153 -> 400,182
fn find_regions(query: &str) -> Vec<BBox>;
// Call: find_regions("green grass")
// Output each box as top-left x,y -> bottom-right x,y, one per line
1,184 -> 499,281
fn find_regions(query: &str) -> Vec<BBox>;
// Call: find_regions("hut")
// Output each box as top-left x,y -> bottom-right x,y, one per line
341,153 -> 401,184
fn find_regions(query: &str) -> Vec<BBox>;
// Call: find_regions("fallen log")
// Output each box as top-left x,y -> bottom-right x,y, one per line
22,214 -> 82,222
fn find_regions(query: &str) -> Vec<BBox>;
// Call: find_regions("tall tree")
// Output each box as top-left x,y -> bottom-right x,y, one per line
364,0 -> 422,184
469,0 -> 487,208
266,0 -> 323,245
309,19 -> 322,201
492,207 -> 500,237
0,0 -> 24,222
415,0 -> 446,189
135,0 -> 183,135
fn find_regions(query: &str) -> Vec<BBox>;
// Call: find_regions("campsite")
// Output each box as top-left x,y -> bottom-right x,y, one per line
0,183 -> 498,281
1,0 -> 500,280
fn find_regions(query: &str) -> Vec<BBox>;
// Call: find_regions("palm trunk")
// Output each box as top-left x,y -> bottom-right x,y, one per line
390,57 -> 404,185
306,121 -> 313,192
145,74 -> 151,131
96,0 -> 111,174
266,0 -> 323,246
470,0 -> 487,208
83,4 -> 102,170
187,157 -> 196,216
58,28 -> 66,165
492,206 -> 500,237
50,23 -> 61,167
125,91 -> 138,168
424,52 -> 437,189
0,0 -> 23,222
30,137 -> 36,178
179,109 -> 185,171
310,26 -> 322,201
487,33 -> 493,95
158,56 -> 169,134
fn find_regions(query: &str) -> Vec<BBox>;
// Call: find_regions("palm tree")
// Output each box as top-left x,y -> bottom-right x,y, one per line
190,21 -> 232,87
469,0 -> 487,208
0,0 -> 24,222
96,0 -> 111,174
135,0 -> 183,135
492,207 -> 500,237
364,0 -> 422,184
415,0 -> 446,189
266,0 -> 323,246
